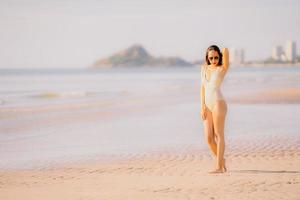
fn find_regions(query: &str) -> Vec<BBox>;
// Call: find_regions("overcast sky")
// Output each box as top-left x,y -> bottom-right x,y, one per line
0,0 -> 299,68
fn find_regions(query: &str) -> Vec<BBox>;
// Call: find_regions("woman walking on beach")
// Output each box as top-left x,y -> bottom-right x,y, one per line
201,45 -> 229,173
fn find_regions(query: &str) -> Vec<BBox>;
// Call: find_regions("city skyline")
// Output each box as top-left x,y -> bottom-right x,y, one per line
0,0 -> 299,68
271,40 -> 297,62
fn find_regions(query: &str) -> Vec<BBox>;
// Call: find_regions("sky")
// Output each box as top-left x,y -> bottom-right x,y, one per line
0,0 -> 299,68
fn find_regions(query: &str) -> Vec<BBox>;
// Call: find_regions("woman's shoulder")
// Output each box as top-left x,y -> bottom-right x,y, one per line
217,65 -> 226,73
217,65 -> 223,71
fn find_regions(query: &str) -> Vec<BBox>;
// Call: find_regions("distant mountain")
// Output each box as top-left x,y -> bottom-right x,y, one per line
92,44 -> 193,68
192,60 -> 205,66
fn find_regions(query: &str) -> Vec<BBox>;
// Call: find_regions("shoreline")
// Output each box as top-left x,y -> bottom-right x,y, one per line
239,63 -> 300,67
1,63 -> 300,72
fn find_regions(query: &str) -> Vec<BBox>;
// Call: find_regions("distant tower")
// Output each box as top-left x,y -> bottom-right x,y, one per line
239,49 -> 245,64
272,46 -> 284,61
285,41 -> 296,62
229,48 -> 245,66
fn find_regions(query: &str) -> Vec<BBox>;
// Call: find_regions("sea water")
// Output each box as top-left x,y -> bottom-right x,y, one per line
0,66 -> 299,170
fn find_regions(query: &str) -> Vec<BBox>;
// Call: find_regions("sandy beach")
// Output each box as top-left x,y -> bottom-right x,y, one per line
1,146 -> 300,200
229,88 -> 300,104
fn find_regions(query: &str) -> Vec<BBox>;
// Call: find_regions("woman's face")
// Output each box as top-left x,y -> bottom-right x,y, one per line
208,50 -> 220,67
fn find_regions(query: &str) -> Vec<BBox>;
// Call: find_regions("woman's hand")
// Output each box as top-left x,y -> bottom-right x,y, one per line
201,104 -> 207,120
222,47 -> 229,55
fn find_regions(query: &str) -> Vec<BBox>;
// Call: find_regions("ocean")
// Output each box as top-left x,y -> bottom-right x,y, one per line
0,66 -> 300,170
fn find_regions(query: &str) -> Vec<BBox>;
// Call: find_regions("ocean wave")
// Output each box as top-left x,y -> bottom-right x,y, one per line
33,91 -> 92,99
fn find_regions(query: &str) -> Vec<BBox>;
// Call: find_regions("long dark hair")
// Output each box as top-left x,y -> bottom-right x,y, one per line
205,45 -> 223,66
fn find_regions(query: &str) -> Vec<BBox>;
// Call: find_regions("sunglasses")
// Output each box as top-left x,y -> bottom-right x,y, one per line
209,56 -> 219,61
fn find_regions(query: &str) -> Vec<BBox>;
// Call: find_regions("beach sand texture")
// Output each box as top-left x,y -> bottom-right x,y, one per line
1,147 -> 300,200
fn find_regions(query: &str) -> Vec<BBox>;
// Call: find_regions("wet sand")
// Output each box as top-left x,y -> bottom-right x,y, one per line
229,88 -> 300,104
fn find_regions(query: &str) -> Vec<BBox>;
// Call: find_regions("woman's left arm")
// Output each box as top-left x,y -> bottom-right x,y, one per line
222,48 -> 230,74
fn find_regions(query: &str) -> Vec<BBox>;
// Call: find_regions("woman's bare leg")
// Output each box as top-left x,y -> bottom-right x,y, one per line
212,100 -> 227,172
203,108 -> 217,156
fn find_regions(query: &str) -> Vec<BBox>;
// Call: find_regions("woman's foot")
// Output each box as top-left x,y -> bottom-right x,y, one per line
209,168 -> 224,173
209,158 -> 227,173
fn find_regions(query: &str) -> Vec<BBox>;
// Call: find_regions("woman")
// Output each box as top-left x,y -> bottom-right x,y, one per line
201,45 -> 229,173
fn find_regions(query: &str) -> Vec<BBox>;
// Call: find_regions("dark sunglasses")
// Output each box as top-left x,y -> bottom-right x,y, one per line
209,56 -> 219,61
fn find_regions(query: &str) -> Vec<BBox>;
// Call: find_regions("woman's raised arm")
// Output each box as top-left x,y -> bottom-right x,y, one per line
222,48 -> 229,73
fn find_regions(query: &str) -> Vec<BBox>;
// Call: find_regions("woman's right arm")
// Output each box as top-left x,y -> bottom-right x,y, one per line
200,85 -> 206,120
201,85 -> 205,107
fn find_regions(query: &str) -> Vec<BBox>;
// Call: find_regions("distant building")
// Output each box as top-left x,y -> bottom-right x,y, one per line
229,48 -> 245,66
285,40 -> 297,62
272,46 -> 284,61
271,41 -> 297,63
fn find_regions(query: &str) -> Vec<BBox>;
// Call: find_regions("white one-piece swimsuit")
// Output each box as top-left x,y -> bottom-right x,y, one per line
201,65 -> 226,112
